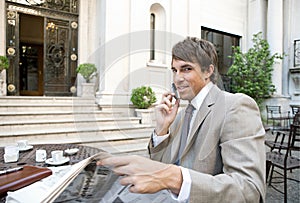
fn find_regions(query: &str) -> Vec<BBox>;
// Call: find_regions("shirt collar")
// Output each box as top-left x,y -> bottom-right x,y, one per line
190,82 -> 213,110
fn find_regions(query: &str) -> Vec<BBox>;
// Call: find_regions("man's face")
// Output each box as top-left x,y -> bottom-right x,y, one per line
171,59 -> 210,101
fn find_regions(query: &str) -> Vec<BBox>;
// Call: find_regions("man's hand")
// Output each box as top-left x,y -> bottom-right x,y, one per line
155,93 -> 180,136
97,155 -> 183,195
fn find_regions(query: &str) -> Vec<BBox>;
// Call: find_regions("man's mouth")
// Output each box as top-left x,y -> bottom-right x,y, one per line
177,86 -> 189,93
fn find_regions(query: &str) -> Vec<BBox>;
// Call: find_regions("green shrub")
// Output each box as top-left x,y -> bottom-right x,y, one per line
130,86 -> 157,109
76,63 -> 97,83
227,32 -> 284,105
0,55 -> 9,72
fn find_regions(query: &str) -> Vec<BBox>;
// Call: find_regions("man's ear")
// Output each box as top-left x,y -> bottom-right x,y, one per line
206,64 -> 214,79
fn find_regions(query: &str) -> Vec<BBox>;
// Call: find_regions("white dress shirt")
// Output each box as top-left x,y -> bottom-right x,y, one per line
152,82 -> 213,202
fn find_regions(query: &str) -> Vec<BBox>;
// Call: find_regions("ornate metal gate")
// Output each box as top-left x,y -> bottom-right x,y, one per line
5,0 -> 79,96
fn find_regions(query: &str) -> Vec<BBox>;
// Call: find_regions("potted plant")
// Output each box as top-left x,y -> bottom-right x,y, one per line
0,55 -> 9,96
76,63 -> 97,97
76,63 -> 97,83
130,86 -> 157,124
227,32 -> 283,106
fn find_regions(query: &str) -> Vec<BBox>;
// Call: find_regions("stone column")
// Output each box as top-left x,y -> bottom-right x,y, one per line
0,70 -> 7,96
248,0 -> 266,47
0,1 -> 6,96
0,0 -> 5,55
267,0 -> 283,95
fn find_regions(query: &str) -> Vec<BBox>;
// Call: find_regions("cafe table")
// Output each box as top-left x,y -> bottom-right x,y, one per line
0,143 -> 102,202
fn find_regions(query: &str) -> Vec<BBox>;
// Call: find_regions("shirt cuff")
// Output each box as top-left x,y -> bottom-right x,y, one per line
169,166 -> 191,202
152,131 -> 169,147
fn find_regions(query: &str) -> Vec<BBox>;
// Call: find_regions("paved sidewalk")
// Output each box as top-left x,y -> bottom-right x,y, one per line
265,131 -> 300,203
266,167 -> 299,202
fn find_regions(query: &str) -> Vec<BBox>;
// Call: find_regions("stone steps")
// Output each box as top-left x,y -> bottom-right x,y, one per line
0,117 -> 142,133
0,96 -> 154,154
0,104 -> 98,112
84,137 -> 150,155
0,96 -> 93,104
0,96 -> 100,112
0,126 -> 152,147
0,110 -> 120,121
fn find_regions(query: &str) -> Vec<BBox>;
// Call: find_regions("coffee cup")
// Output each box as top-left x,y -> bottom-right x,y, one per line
5,145 -> 19,154
36,149 -> 47,162
51,150 -> 64,162
17,140 -> 28,149
4,145 -> 19,163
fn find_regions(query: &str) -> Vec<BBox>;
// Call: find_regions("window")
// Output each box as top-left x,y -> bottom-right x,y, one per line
150,13 -> 155,60
201,27 -> 240,91
201,27 -> 240,75
149,3 -> 166,63
294,39 -> 300,67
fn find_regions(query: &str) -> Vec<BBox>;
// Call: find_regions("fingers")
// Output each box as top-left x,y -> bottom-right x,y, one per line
119,175 -> 165,194
97,155 -> 138,170
161,91 -> 174,99
97,156 -> 128,176
157,93 -> 180,112
97,156 -> 127,167
172,98 -> 180,113
119,175 -> 132,186
92,152 -> 112,161
119,176 -> 141,194
119,176 -> 153,194
160,93 -> 173,106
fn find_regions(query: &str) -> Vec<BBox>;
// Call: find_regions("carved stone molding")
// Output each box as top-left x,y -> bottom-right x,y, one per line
290,67 -> 300,95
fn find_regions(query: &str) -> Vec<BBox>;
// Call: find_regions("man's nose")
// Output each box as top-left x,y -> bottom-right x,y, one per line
174,72 -> 184,82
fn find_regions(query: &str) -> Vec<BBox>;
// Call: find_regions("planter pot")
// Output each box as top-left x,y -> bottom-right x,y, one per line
81,83 -> 95,97
135,108 -> 154,124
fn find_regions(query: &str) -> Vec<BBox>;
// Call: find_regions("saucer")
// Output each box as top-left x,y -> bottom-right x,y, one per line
64,148 -> 79,155
45,157 -> 70,166
18,145 -> 33,152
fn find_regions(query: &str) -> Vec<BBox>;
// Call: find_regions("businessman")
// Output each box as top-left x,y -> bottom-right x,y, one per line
98,37 -> 266,202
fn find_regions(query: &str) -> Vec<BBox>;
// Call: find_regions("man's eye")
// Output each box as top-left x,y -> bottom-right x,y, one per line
171,68 -> 177,73
183,67 -> 192,71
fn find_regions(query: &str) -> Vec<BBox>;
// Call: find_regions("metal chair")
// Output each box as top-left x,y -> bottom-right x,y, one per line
291,105 -> 300,116
266,122 -> 300,203
266,105 -> 291,132
265,113 -> 300,149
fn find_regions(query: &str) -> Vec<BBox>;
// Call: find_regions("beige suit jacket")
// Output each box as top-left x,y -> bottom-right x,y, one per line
149,85 -> 266,203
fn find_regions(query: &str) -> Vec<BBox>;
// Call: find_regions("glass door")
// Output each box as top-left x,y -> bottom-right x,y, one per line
19,43 -> 43,96
19,13 -> 44,96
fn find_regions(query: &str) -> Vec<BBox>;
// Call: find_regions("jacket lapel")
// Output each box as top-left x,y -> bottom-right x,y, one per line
182,85 -> 221,156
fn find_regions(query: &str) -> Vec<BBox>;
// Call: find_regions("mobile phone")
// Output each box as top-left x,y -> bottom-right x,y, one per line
171,83 -> 179,100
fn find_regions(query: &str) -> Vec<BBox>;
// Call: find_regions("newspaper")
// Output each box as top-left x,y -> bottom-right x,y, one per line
41,152 -> 110,202
99,178 -> 177,203
40,152 -> 177,203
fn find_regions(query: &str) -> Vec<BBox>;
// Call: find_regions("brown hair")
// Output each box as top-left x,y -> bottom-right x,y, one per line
172,37 -> 218,83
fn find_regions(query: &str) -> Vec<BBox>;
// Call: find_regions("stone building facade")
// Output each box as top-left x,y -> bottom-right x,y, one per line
0,0 -> 299,111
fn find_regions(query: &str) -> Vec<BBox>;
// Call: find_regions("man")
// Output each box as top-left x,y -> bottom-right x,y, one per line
98,37 -> 266,202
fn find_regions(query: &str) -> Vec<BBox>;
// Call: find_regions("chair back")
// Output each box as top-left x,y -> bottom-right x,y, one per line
291,106 -> 300,115
266,105 -> 281,115
290,123 -> 300,152
266,106 -> 281,126
292,112 -> 300,125
266,105 -> 292,131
